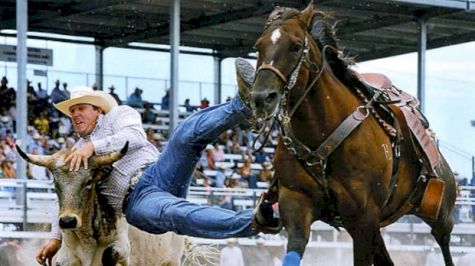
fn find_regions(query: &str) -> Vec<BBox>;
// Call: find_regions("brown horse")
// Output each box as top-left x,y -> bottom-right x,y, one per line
247,3 -> 456,266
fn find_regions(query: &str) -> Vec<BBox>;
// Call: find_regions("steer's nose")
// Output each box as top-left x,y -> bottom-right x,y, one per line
59,215 -> 78,229
250,90 -> 278,110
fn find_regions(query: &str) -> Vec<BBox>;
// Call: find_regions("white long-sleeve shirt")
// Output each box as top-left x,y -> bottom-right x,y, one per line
51,105 -> 159,239
220,246 -> 245,266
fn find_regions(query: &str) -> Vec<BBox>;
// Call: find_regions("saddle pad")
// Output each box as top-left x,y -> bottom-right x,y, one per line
418,178 -> 445,220
400,107 -> 440,171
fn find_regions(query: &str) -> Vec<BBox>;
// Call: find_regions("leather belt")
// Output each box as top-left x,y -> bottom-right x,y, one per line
123,168 -> 147,211
129,168 -> 145,191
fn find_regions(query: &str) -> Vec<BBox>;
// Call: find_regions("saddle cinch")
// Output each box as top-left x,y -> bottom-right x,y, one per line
359,73 -> 445,220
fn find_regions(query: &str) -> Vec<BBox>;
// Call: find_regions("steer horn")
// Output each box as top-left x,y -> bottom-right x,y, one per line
15,142 -> 54,168
91,141 -> 129,167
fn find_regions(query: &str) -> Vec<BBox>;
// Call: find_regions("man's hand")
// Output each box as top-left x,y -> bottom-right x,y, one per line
65,142 -> 95,171
35,238 -> 61,266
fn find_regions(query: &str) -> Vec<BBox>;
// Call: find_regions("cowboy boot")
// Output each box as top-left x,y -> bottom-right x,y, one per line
252,191 -> 282,234
235,57 -> 257,130
235,57 -> 255,108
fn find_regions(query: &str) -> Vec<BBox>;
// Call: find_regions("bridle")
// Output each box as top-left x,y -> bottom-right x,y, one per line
251,34 -> 327,151
255,35 -> 331,125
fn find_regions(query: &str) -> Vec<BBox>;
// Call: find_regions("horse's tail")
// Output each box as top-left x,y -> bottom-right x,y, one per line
182,237 -> 220,266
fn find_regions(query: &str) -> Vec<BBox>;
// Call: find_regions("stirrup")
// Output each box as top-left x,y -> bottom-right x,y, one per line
252,192 -> 282,234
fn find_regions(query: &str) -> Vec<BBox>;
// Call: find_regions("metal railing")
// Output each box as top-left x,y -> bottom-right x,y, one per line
0,64 -> 238,104
1,180 -> 475,237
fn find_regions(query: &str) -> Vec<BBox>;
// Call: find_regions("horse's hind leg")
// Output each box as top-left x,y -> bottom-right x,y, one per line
373,232 -> 394,266
422,216 -> 455,266
280,187 -> 314,266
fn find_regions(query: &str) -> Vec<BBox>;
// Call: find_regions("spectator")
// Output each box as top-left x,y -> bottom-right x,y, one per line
142,101 -> 157,124
161,90 -> 170,110
227,172 -> 244,189
36,82 -> 48,102
6,104 -> 16,129
151,133 -> 165,151
253,149 -> 268,164
50,80 -> 67,104
183,98 -> 196,112
62,82 -> 71,99
239,157 -> 256,188
0,76 -> 8,93
3,131 -> 15,151
58,114 -> 72,137
33,111 -> 50,135
227,134 -> 241,154
259,161 -> 273,183
0,76 -> 15,109
206,144 -> 217,169
212,142 -> 225,163
213,166 -> 226,188
35,82 -> 49,114
126,87 -> 144,108
28,147 -> 50,181
216,131 -> 229,146
200,144 -> 217,170
145,128 -> 155,142
1,159 -> 16,179
200,97 -> 210,109
0,115 -> 13,138
24,126 -> 36,152
28,133 -> 45,154
27,80 -> 38,104
108,86 -> 121,104
192,163 -> 208,187
219,238 -> 244,266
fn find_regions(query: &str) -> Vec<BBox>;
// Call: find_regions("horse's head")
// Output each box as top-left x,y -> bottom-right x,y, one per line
250,2 -> 319,120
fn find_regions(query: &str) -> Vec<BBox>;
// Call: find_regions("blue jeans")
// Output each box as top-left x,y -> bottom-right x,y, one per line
124,97 -> 257,238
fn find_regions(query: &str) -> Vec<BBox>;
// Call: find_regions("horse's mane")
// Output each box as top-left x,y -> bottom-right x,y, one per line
309,12 -> 366,90
265,7 -> 367,92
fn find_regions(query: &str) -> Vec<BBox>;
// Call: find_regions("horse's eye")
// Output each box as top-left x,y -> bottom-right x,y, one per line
291,43 -> 302,53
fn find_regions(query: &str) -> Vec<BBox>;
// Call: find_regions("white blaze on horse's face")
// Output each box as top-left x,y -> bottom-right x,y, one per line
271,28 -> 281,45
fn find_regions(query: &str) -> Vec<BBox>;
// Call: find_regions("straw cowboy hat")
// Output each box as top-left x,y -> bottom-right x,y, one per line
54,86 -> 118,117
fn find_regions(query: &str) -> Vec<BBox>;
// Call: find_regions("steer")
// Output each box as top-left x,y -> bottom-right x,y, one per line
17,143 -> 184,265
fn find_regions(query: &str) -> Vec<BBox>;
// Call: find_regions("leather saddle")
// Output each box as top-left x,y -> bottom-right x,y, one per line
358,73 -> 441,173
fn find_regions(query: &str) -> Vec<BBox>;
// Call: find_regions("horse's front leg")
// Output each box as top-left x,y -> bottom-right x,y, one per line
280,186 -> 314,266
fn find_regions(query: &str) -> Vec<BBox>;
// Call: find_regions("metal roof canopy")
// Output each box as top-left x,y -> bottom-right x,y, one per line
1,0 -> 474,61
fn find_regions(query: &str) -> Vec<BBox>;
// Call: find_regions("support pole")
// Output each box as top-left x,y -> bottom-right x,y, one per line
417,15 -> 427,114
213,55 -> 222,105
472,156 -> 474,179
169,0 -> 180,131
16,0 -> 28,230
95,45 -> 104,90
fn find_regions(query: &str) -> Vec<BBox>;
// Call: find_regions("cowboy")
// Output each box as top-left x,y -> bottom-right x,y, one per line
35,59 -> 279,265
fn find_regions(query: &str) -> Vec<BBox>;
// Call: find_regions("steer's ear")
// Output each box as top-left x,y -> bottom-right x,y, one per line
90,141 -> 129,168
15,142 -> 53,168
